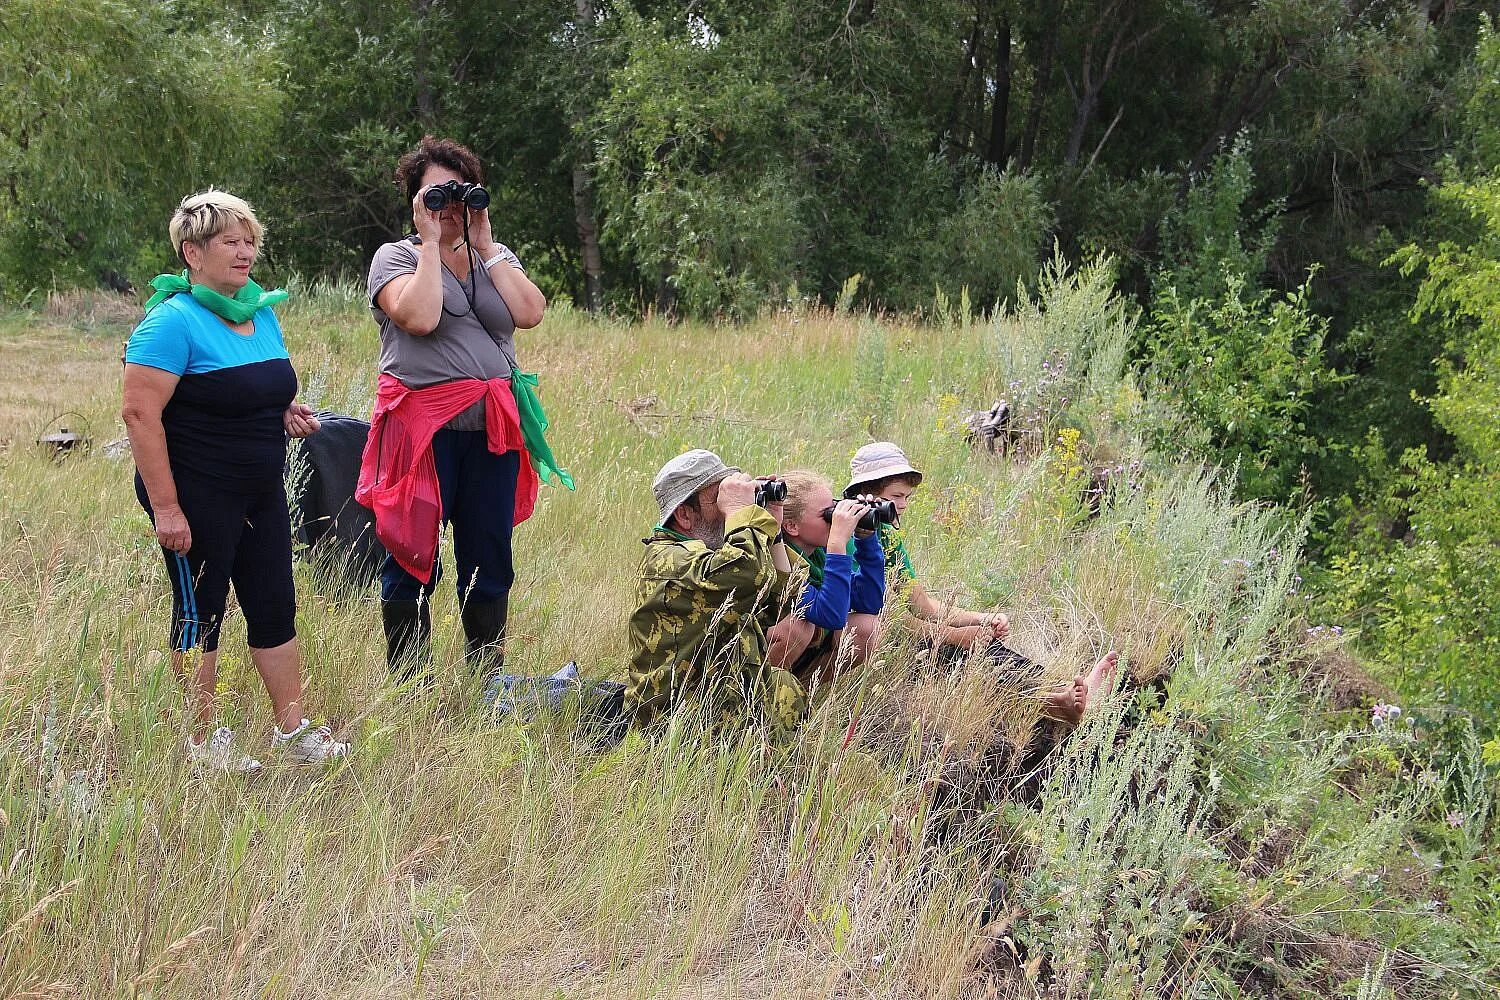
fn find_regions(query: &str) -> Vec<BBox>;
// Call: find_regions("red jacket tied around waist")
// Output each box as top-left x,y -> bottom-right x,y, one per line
356,373 -> 539,584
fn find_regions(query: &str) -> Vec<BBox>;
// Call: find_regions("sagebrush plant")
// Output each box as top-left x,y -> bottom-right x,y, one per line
0,266 -> 1495,997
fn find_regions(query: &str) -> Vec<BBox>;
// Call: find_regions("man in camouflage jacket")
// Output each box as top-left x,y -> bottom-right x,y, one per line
627,449 -> 809,738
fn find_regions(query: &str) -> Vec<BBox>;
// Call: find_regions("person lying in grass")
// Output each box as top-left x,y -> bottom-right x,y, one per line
843,442 -> 1116,723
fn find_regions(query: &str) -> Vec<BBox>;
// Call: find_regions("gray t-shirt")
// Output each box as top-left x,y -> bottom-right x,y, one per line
368,239 -> 524,430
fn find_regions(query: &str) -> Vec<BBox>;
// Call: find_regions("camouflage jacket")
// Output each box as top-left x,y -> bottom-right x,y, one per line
627,505 -> 806,730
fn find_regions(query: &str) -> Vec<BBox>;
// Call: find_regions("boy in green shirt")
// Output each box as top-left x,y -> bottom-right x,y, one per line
844,442 -> 1117,722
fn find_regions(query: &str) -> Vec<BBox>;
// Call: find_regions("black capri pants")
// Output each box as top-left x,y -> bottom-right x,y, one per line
136,472 -> 298,653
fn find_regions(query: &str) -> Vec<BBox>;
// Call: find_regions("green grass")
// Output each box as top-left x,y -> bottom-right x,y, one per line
0,268 -> 1496,997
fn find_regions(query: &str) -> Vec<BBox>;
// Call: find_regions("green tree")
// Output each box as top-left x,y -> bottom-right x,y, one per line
587,7 -> 810,317
0,0 -> 280,295
1145,269 -> 1346,502
1319,19 -> 1500,724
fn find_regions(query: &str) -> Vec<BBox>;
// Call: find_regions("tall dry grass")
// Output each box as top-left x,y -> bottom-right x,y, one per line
0,277 -> 1493,997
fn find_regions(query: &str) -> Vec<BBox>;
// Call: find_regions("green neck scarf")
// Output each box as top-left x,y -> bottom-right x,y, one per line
143,270 -> 288,324
785,539 -> 827,588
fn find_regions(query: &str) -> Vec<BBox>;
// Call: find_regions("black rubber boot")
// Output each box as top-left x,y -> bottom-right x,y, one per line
382,599 -> 431,682
461,595 -> 508,676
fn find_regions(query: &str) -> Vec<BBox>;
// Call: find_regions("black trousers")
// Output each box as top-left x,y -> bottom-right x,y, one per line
137,471 -> 297,653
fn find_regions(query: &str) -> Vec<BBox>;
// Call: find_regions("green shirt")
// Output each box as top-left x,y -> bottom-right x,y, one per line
627,506 -> 806,736
879,523 -> 917,584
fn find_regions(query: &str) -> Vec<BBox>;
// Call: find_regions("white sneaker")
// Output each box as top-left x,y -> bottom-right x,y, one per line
187,727 -> 263,775
272,719 -> 349,764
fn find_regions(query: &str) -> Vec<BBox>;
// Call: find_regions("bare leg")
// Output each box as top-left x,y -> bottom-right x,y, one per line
248,638 -> 307,732
802,629 -> 844,688
1083,650 -> 1119,708
172,648 -> 218,741
844,613 -> 882,668
766,615 -> 815,671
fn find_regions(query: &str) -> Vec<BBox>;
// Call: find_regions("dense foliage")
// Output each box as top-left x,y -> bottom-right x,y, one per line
1316,19 -> 1500,733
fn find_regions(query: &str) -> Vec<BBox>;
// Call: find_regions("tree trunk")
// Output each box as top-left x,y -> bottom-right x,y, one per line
941,4 -> 984,156
986,16 -> 1012,165
655,270 -> 678,318
572,165 -> 605,313
1064,87 -> 1098,166
1063,4 -> 1156,168
1018,11 -> 1057,171
413,0 -> 438,126
570,0 -> 605,312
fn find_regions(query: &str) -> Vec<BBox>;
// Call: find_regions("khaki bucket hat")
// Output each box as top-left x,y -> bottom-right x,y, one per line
653,449 -> 741,524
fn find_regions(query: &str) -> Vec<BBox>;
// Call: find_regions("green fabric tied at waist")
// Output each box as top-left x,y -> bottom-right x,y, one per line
143,270 -> 288,324
510,369 -> 575,490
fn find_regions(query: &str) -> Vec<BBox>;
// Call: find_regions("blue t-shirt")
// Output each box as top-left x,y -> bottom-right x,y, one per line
124,294 -> 297,488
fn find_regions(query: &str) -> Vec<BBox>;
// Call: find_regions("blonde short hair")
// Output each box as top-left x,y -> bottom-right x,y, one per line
168,190 -> 264,261
781,469 -> 832,523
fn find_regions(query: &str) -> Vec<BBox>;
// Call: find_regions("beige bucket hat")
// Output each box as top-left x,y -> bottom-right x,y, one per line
845,442 -> 923,497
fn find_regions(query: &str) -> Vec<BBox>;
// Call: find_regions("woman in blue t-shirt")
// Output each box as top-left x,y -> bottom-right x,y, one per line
121,190 -> 349,772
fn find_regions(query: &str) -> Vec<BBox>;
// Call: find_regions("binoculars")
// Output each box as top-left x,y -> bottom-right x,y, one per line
423,180 -> 491,212
754,479 -> 787,507
821,498 -> 898,533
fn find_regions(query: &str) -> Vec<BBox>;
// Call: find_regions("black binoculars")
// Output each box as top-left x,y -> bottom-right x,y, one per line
754,479 -> 787,507
423,180 -> 491,212
821,498 -> 898,533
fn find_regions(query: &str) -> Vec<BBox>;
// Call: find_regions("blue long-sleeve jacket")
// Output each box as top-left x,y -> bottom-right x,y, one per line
849,530 -> 886,615
794,532 -> 886,631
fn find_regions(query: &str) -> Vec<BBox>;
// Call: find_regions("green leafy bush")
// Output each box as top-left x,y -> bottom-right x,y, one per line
1317,21 -> 1500,730
896,164 -> 1054,313
1145,269 -> 1347,502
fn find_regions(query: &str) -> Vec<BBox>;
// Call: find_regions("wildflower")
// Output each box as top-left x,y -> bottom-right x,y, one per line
1445,811 -> 1464,828
1371,703 -> 1402,727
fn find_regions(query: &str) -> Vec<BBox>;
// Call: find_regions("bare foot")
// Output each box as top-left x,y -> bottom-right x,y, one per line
1083,650 -> 1119,707
1043,677 -> 1087,724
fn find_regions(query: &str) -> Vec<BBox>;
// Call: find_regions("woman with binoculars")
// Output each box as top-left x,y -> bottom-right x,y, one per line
357,135 -> 569,685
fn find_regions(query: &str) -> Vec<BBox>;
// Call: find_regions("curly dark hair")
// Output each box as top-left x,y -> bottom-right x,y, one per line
394,136 -> 484,203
